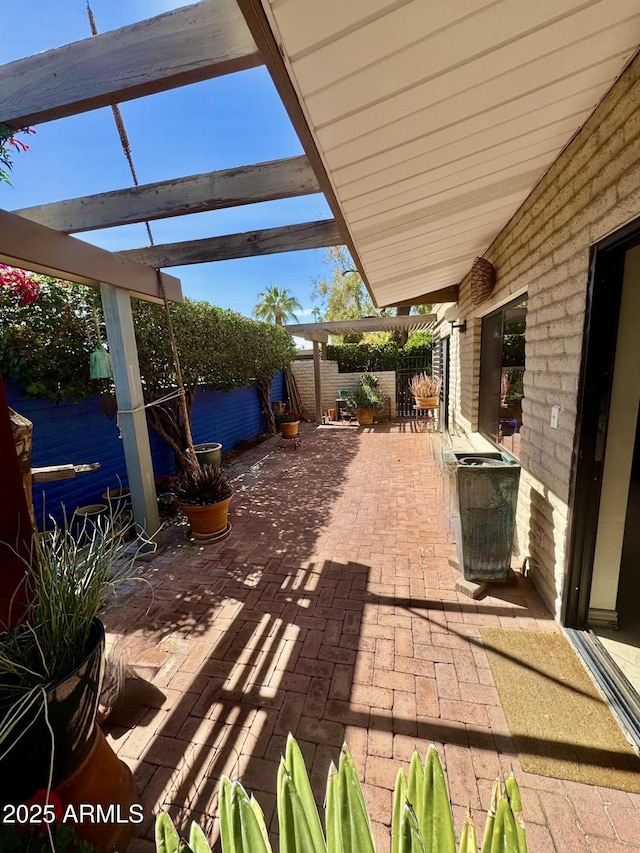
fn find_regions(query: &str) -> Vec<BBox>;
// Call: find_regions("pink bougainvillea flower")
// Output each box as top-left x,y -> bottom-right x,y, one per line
0,263 -> 40,305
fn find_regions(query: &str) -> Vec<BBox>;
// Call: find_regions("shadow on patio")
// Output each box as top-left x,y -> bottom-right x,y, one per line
101,422 -> 640,853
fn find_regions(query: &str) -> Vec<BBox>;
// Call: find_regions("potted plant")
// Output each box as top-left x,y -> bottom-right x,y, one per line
193,442 -> 222,469
0,510 -> 145,850
276,408 -> 301,438
345,374 -> 385,425
408,372 -> 442,408
175,463 -> 233,537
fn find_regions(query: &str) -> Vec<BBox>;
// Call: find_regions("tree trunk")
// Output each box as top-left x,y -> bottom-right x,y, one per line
144,387 -> 195,472
256,377 -> 277,435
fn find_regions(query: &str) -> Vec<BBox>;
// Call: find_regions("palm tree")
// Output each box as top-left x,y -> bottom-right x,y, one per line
253,285 -> 303,326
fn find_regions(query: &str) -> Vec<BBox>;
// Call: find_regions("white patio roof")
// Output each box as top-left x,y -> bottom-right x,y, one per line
243,0 -> 640,307
285,313 -> 436,343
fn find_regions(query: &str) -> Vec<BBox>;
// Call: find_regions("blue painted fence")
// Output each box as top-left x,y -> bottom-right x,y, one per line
8,372 -> 285,524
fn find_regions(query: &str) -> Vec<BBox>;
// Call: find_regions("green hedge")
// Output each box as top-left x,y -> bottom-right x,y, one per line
327,333 -> 433,373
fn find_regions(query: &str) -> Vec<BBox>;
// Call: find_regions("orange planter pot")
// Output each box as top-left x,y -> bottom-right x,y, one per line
280,421 -> 300,437
56,726 -> 138,853
180,497 -> 232,535
414,396 -> 439,408
355,408 -> 377,425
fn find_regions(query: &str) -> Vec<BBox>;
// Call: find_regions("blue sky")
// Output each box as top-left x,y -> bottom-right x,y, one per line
2,0 -> 337,322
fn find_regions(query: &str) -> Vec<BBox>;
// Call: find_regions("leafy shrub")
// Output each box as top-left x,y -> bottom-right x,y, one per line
401,331 -> 434,358
326,341 -> 399,372
0,272 -> 296,458
345,374 -> 385,413
327,333 -> 433,373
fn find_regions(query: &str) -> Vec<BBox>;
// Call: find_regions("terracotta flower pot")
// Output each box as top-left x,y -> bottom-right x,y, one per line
355,408 -> 376,425
414,396 -> 439,408
180,497 -> 232,535
280,421 -> 300,437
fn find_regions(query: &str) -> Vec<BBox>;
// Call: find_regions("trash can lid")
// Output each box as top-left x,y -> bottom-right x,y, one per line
458,456 -> 509,466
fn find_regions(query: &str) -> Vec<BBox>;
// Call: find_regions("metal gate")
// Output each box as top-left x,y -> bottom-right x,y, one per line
396,354 -> 432,417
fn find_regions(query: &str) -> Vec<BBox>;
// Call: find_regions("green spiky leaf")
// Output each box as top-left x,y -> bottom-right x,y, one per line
421,746 -> 455,853
481,779 -> 501,853
399,803 -> 426,853
505,775 -> 527,853
189,821 -> 212,853
490,798 -> 520,853
284,733 -> 326,853
458,811 -> 477,853
279,761 -> 319,853
407,752 -> 424,820
392,769 -> 408,853
156,812 -> 182,853
337,745 -> 376,853
326,761 -> 341,853
219,777 -> 235,853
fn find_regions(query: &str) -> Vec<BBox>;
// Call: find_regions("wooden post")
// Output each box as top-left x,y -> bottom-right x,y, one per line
100,284 -> 161,540
313,340 -> 322,424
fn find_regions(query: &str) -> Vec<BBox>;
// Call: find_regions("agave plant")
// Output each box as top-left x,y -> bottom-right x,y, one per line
175,463 -> 233,507
408,372 -> 442,399
156,736 -> 527,853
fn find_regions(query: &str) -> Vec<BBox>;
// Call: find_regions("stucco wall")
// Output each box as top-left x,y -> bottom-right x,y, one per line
444,53 -> 640,618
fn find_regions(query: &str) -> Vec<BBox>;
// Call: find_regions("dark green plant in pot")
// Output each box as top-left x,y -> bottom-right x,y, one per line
345,374 -> 385,415
175,464 -> 233,507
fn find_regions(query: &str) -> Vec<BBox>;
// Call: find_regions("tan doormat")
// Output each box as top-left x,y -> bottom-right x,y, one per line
480,627 -> 640,792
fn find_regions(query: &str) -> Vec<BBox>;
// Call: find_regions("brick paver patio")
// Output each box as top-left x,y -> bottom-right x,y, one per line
102,422 -> 640,852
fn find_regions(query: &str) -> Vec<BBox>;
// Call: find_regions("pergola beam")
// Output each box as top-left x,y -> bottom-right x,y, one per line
0,0 -> 261,128
120,219 -> 342,267
0,209 -> 182,303
285,314 -> 437,339
14,156 -> 320,234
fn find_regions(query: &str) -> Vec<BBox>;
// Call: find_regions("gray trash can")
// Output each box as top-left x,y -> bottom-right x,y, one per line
445,451 -> 521,582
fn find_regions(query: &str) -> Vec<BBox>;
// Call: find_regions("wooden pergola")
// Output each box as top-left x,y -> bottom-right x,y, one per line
285,315 -> 437,423
0,0 -> 354,538
4,1 -> 624,535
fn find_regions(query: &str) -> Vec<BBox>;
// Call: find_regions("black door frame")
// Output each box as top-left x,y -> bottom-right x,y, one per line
439,336 -> 450,430
563,215 -> 640,627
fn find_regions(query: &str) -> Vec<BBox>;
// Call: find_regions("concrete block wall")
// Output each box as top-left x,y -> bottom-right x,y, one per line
444,53 -> 640,617
290,360 -> 396,419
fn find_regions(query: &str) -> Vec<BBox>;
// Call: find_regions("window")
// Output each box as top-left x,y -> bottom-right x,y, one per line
479,295 -> 527,457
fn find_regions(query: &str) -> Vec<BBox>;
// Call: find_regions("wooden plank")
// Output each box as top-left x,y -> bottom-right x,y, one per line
0,0 -> 261,128
32,462 -> 101,482
0,209 -> 182,303
120,219 -> 342,267
14,157 -> 320,233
